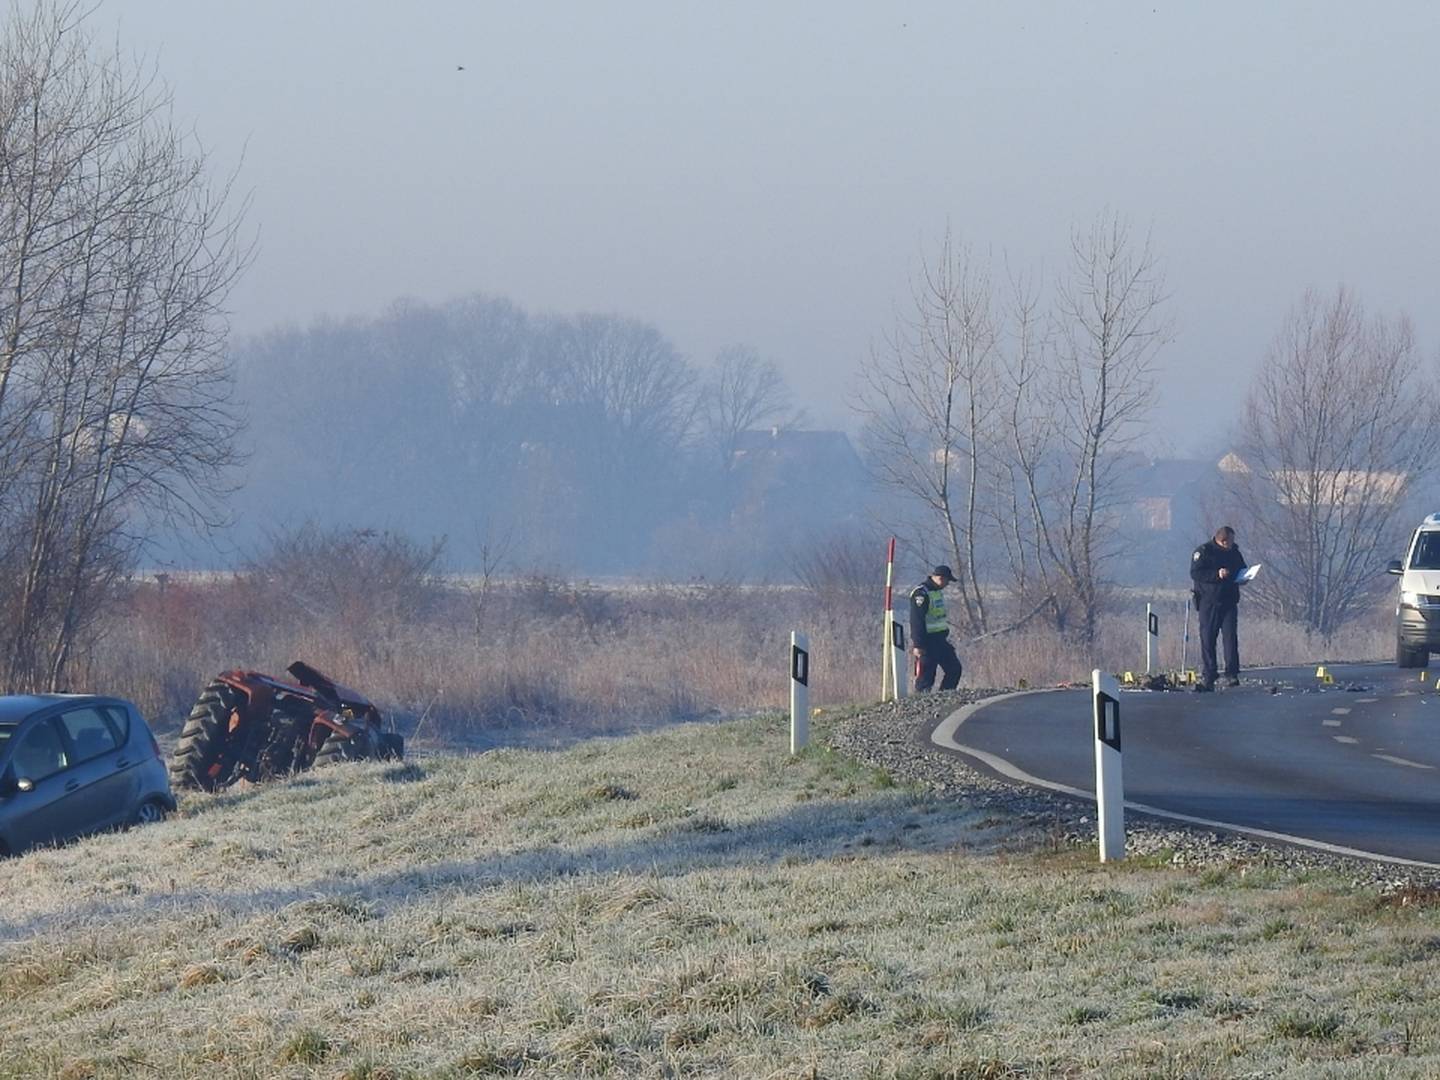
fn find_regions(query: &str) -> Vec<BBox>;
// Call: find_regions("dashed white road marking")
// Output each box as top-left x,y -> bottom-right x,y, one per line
1330,707 -> 1351,715
1373,754 -> 1435,770
1356,697 -> 1378,703
932,689 -> 1440,871
1333,735 -> 1359,744
1323,719 -> 1343,727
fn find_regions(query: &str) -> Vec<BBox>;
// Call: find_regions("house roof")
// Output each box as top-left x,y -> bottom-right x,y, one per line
1123,456 -> 1217,497
732,428 -> 863,470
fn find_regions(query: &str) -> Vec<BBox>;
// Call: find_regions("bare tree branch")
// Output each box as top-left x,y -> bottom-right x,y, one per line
0,1 -> 249,689
1222,287 -> 1440,634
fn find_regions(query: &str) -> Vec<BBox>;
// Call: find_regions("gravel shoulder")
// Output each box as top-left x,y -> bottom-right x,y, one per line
828,686 -> 1440,894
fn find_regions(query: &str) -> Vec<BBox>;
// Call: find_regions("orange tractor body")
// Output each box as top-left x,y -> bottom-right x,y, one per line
169,660 -> 403,791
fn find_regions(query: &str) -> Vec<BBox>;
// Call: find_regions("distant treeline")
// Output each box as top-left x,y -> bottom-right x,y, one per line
220,294 -> 871,576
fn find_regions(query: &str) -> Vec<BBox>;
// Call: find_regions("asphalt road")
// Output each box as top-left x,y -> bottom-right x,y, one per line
931,663 -> 1440,867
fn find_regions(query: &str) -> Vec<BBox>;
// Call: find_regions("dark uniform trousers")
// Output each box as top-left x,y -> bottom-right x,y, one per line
1191,537 -> 1246,688
916,634 -> 962,692
1199,601 -> 1239,687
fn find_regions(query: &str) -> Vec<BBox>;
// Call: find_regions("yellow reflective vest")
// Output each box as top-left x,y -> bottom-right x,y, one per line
909,584 -> 950,639
923,588 -> 948,634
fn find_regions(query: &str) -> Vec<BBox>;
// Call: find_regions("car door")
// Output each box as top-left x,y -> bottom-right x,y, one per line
55,706 -> 131,834
1,718 -> 77,851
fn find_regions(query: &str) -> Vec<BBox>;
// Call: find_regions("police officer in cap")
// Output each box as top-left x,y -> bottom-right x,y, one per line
908,565 -> 963,692
1190,525 -> 1248,691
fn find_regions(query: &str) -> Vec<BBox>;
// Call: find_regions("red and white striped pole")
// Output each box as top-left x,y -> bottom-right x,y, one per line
881,537 -> 896,700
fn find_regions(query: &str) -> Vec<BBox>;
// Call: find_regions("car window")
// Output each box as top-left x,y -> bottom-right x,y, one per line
1412,532 -> 1440,570
101,705 -> 131,745
59,707 -> 120,762
11,720 -> 68,781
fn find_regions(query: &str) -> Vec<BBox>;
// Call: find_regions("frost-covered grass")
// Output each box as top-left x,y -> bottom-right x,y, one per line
3,711 -> 1438,1078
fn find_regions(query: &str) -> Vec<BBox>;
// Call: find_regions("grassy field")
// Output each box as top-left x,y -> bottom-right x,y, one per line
3,710 -> 1438,1078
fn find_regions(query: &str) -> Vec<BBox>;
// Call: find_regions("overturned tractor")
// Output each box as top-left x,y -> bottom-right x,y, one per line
169,661 -> 404,791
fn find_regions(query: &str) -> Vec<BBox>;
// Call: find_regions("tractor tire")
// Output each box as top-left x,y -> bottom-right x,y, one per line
314,727 -> 376,769
170,682 -> 238,792
376,732 -> 405,761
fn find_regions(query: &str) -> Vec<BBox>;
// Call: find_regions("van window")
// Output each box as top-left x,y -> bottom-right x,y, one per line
1412,532 -> 1440,570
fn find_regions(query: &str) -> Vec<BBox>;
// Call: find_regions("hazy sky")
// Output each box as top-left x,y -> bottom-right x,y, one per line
102,1 -> 1440,452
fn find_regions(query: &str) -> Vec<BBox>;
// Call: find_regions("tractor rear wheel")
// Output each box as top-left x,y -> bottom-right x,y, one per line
314,727 -> 375,768
170,682 -> 238,792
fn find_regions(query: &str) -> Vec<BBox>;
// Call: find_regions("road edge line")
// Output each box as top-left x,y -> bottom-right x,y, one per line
932,689 -> 1440,871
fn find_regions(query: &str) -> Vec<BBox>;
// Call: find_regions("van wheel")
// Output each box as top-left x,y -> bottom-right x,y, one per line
1397,638 -> 1428,668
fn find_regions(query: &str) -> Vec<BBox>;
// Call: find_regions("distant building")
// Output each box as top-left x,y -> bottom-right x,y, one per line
1109,454 -> 1222,585
730,427 -> 866,479
727,427 -> 869,533
660,426 -> 873,577
1217,453 -> 1406,508
1120,455 -> 1216,535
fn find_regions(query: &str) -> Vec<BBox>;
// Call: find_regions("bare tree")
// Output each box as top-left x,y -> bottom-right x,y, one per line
990,269 -> 1061,617
698,345 -> 802,470
854,215 -> 1167,643
550,313 -> 698,462
0,1 -> 249,689
248,525 -> 444,633
854,230 -> 1000,635
1044,212 -> 1169,641
1222,287 -> 1440,634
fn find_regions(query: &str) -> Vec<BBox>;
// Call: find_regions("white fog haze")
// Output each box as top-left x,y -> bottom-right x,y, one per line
105,1 -> 1440,449
10,13 -> 1440,1069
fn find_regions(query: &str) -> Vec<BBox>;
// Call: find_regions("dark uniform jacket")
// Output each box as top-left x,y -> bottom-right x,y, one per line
908,582 -> 949,646
1190,540 -> 1247,608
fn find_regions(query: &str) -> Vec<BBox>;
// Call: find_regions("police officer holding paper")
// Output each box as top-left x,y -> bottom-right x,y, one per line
1190,525 -> 1248,692
908,565 -> 963,692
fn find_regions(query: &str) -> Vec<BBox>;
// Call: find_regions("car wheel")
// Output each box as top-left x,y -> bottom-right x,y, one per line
132,798 -> 169,827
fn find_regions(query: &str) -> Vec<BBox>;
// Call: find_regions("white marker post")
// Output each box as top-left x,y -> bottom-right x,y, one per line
890,618 -> 908,699
880,537 -> 897,701
1145,603 -> 1158,675
1092,668 -> 1124,862
1180,597 -> 1191,674
790,631 -> 810,754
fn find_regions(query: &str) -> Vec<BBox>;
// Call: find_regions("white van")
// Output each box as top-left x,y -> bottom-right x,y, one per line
1386,513 -> 1440,667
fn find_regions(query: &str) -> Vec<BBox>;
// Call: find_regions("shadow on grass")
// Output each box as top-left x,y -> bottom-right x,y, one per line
0,793 -> 1007,941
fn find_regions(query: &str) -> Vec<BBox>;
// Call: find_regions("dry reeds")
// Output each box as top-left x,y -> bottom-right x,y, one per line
76,574 -> 1390,745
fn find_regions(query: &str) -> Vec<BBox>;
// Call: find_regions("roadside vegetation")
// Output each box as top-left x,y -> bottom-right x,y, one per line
3,10 -> 1428,1078
3,710 -> 1437,1078
78,534 -> 1392,750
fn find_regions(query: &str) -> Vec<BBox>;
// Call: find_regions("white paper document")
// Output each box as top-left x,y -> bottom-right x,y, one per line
1235,564 -> 1260,584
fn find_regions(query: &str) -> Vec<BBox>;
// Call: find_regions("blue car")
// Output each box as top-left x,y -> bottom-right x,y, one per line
0,694 -> 176,856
